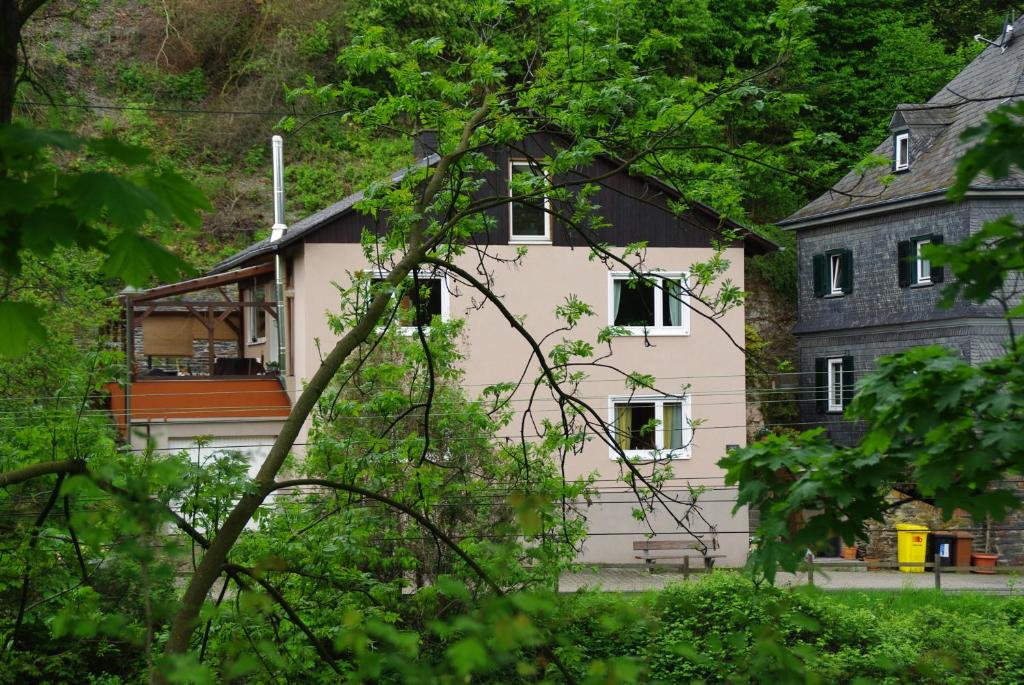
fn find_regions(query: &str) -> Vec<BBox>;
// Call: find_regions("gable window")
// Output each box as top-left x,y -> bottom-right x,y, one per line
509,160 -> 551,243
898,234 -> 944,288
246,282 -> 267,344
609,272 -> 689,335
894,131 -> 910,171
369,270 -> 449,331
812,249 -> 853,297
609,395 -> 690,459
815,356 -> 854,414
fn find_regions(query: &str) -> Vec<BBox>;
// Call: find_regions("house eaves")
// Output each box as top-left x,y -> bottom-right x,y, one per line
777,186 -> 1024,230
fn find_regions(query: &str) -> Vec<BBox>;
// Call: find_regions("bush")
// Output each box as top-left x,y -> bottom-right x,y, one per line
552,574 -> 1024,684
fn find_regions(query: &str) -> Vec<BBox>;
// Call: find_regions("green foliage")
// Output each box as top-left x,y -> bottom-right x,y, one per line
0,123 -> 208,355
745,324 -> 799,430
726,341 -> 1024,580
118,63 -> 209,103
170,325 -> 591,682
555,574 -> 1024,685
6,1 -> 1022,681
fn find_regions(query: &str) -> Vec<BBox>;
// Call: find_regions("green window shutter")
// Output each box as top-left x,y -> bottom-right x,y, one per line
930,234 -> 945,283
897,240 -> 912,287
812,253 -> 826,297
841,356 -> 855,407
815,357 -> 827,413
840,249 -> 854,294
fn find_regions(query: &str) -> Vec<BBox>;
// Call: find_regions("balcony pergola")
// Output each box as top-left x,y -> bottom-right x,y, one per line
109,262 -> 292,436
123,262 -> 279,378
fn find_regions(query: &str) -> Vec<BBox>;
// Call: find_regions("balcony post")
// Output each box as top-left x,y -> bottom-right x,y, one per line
207,307 -> 216,376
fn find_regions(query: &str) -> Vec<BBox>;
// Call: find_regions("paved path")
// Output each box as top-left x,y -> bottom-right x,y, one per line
558,567 -> 1020,593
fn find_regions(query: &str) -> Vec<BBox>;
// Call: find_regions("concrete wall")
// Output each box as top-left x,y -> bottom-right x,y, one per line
127,417 -> 286,455
285,242 -> 751,565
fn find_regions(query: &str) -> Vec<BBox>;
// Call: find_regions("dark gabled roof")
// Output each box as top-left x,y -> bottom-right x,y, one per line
781,17 -> 1024,228
211,148 -> 776,274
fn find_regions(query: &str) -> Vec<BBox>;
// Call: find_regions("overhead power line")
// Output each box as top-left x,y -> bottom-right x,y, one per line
15,100 -> 309,117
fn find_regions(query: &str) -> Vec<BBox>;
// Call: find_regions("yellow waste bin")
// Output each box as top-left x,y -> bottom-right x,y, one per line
896,523 -> 929,573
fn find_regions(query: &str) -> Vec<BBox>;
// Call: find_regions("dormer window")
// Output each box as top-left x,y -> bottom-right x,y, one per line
894,131 -> 910,171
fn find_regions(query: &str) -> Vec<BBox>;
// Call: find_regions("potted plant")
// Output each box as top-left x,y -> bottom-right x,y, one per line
971,516 -> 998,574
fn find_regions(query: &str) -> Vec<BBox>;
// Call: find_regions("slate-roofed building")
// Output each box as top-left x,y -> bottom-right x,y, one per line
779,16 -> 1024,446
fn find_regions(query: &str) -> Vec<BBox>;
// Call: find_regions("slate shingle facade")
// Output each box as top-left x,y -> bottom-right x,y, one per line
781,19 -> 1024,562
782,19 -> 1024,446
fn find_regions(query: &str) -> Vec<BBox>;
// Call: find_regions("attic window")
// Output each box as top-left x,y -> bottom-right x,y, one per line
509,160 -> 552,243
894,132 -> 910,171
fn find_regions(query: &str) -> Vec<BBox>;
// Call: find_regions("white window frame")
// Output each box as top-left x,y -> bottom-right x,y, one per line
826,357 -> 844,413
608,271 -> 690,336
894,131 -> 910,171
829,253 -> 844,296
508,159 -> 552,244
366,269 -> 450,335
607,394 -> 692,461
246,282 -> 267,345
914,238 -> 932,284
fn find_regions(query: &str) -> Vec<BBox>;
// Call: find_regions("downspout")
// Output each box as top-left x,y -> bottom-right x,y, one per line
271,135 -> 288,375
124,294 -> 133,435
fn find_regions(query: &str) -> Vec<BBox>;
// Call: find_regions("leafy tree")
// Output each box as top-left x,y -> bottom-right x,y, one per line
11,0 -> 1021,681
2,1 -> 797,681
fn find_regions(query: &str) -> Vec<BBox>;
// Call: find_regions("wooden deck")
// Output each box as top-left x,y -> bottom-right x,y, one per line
107,377 -> 292,433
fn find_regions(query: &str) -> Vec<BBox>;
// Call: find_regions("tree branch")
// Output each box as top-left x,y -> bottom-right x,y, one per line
223,564 -> 343,676
0,459 -> 84,488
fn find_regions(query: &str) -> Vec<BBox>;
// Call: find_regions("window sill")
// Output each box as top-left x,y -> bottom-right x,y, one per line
609,450 -> 691,462
910,280 -> 933,288
509,237 -> 552,245
825,408 -> 845,414
247,338 -> 267,346
611,327 -> 690,337
824,292 -> 846,299
376,323 -> 446,337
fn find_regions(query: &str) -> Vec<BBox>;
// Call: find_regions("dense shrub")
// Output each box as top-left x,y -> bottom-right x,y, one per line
554,573 -> 1024,684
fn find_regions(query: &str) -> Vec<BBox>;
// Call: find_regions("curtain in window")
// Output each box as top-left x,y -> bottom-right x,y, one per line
615,404 -> 630,450
663,402 -> 683,450
612,281 -> 621,324
666,279 -> 682,327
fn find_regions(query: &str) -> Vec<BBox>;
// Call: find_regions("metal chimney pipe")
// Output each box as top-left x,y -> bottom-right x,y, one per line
271,134 -> 287,241
270,135 -> 288,375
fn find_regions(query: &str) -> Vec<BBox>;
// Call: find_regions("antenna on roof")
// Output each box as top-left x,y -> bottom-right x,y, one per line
975,10 -> 1018,52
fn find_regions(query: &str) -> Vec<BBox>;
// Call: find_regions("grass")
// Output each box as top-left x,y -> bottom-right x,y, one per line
807,587 -> 1013,615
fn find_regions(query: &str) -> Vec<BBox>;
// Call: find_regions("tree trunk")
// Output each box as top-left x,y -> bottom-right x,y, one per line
0,1 -> 23,124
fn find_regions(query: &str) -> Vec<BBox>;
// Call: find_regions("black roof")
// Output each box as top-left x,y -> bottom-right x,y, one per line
211,150 -> 776,274
781,17 -> 1024,227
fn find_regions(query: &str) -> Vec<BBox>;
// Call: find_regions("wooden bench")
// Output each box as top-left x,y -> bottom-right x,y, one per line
633,540 -> 725,577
